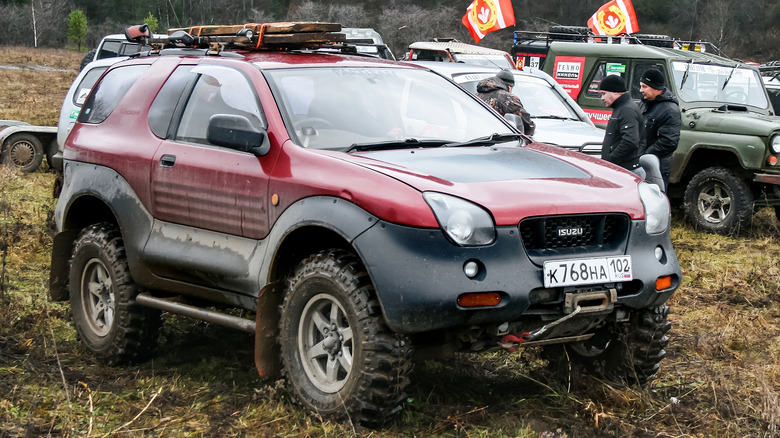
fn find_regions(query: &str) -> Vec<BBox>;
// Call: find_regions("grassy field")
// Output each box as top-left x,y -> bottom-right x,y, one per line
1,46 -> 780,437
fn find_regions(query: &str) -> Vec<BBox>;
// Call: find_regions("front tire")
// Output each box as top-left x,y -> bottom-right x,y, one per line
69,223 -> 160,365
684,167 -> 753,235
2,133 -> 44,173
544,306 -> 671,385
279,250 -> 413,426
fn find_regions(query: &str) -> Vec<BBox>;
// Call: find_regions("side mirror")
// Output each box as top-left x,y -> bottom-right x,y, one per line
207,114 -> 270,156
504,113 -> 525,135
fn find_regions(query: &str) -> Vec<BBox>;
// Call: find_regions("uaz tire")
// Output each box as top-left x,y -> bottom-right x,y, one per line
684,167 -> 753,235
69,223 -> 160,365
279,250 -> 413,426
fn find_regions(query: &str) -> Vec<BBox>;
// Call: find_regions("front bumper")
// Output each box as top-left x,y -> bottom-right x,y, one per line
354,219 -> 681,334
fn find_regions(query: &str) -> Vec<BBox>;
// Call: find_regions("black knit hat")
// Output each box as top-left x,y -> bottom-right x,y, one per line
598,74 -> 627,93
496,69 -> 515,86
641,68 -> 665,90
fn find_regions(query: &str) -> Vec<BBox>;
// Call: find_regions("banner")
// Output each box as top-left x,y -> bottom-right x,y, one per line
587,0 -> 639,36
462,0 -> 516,43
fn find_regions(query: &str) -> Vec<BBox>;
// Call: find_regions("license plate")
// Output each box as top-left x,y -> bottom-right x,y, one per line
543,256 -> 632,288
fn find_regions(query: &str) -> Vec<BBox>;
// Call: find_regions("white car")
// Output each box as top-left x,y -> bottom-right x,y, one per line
410,61 -> 605,154
51,57 -> 127,170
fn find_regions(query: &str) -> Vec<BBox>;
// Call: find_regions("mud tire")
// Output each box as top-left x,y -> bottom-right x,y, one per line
69,223 -> 161,365
544,306 -> 671,385
279,249 -> 413,426
684,167 -> 753,235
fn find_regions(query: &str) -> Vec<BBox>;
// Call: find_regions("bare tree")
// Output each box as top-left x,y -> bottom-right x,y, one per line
699,0 -> 738,54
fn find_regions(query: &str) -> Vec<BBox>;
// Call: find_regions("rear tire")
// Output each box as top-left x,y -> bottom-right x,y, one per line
684,167 -> 753,235
279,250 -> 413,426
69,223 -> 160,365
2,133 -> 44,172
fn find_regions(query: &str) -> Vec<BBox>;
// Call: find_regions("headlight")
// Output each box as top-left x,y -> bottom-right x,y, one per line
423,192 -> 495,246
638,181 -> 670,235
771,135 -> 780,154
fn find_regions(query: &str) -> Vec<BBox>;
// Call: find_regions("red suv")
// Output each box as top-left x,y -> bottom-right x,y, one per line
50,23 -> 681,426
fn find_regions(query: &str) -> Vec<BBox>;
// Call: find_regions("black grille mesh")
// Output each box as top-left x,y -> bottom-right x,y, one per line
520,214 -> 628,250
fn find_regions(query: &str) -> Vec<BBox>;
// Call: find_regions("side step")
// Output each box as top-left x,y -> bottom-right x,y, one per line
136,293 -> 256,334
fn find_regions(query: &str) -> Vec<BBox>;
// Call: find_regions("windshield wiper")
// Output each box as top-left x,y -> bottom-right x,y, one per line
721,64 -> 738,90
680,59 -> 693,90
344,138 -> 449,153
443,132 -> 525,148
533,115 -> 578,121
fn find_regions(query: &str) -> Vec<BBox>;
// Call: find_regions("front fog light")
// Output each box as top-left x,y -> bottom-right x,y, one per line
464,260 -> 479,278
655,246 -> 664,261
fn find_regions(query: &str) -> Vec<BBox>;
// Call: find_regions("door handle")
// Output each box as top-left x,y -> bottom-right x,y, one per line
160,154 -> 176,168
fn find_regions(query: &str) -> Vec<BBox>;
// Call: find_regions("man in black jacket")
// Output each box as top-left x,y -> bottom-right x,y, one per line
597,74 -> 643,171
640,68 -> 681,191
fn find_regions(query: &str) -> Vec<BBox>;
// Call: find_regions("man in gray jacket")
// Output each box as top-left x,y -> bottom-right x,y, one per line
597,74 -> 644,171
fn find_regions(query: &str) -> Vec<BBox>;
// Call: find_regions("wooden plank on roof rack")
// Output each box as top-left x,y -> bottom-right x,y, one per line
168,22 -> 341,36
261,32 -> 346,44
264,22 -> 342,33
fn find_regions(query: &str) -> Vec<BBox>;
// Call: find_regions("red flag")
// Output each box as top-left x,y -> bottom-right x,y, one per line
462,0 -> 516,43
587,0 -> 639,36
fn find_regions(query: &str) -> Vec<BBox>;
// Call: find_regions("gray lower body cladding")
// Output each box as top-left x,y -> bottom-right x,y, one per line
354,219 -> 680,334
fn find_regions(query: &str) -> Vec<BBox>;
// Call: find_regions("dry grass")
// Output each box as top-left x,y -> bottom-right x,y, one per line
1,47 -> 780,437
0,46 -> 81,126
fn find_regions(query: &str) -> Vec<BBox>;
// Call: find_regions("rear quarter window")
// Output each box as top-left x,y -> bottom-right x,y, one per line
71,67 -> 108,106
78,65 -> 149,124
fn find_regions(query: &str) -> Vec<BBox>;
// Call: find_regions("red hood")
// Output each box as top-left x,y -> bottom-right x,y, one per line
326,143 -> 645,226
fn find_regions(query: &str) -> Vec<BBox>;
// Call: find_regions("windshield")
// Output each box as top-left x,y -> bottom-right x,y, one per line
671,61 -> 768,108
264,67 -> 513,150
451,54 -> 514,70
455,73 -> 580,120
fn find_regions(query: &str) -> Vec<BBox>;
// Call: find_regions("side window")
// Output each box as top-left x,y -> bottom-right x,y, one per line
98,40 -> 122,59
72,67 -> 108,106
585,61 -> 627,98
175,65 -> 265,146
631,62 -> 665,100
767,87 -> 780,115
118,42 -> 142,56
78,65 -> 149,124
148,66 -> 195,138
411,50 -> 449,62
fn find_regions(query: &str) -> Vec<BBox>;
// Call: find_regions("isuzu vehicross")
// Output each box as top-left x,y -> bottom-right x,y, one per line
49,23 -> 681,426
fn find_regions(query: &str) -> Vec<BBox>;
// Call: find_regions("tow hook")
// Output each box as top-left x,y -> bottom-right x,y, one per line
499,305 -> 583,352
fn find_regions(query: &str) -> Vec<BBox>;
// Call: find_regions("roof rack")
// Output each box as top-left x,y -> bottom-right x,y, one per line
759,63 -> 780,80
125,22 -> 347,54
512,28 -> 723,56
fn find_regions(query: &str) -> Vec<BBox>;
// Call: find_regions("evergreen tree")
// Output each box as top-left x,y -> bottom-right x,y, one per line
143,11 -> 159,33
67,9 -> 88,51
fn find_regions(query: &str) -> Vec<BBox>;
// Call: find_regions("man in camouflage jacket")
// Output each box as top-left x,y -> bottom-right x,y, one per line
476,69 -> 535,136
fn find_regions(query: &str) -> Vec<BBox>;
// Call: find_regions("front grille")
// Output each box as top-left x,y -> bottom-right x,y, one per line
519,214 -> 629,251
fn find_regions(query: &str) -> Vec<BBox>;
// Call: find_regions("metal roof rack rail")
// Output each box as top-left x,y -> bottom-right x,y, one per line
513,27 -> 722,53
759,63 -> 780,80
125,22 -> 346,54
